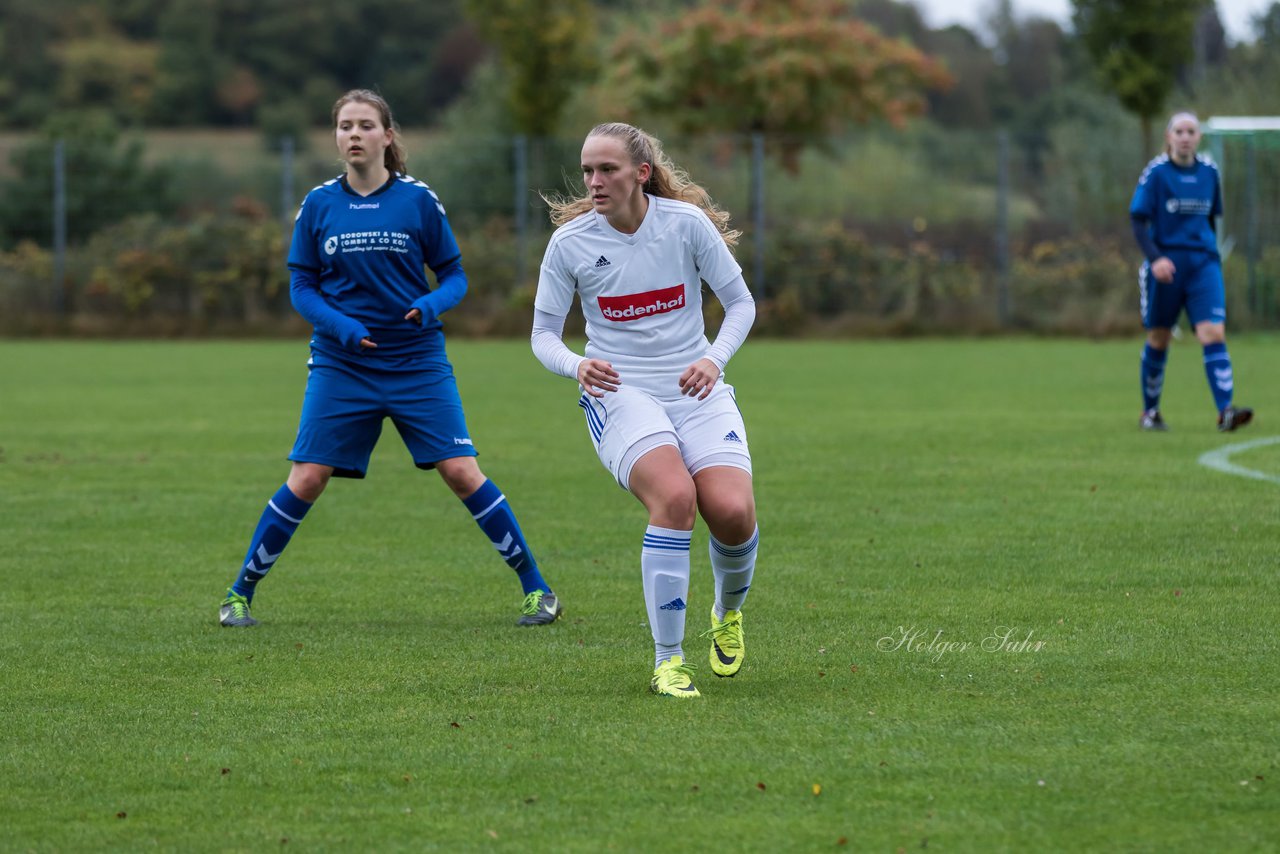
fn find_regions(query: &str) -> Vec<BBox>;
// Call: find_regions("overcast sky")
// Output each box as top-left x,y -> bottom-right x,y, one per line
908,0 -> 1272,43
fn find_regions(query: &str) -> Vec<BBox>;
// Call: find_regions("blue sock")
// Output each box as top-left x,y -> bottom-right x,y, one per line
463,479 -> 548,596
1203,342 -> 1234,412
1141,343 -> 1168,412
231,484 -> 312,603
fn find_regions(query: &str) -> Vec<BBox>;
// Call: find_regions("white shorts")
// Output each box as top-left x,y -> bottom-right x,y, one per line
577,381 -> 752,490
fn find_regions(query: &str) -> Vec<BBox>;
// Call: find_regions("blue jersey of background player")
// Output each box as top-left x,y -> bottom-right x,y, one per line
1129,110 -> 1251,433
218,89 -> 563,628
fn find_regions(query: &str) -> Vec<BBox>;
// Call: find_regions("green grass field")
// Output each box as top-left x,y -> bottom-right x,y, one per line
2,337 -> 1278,851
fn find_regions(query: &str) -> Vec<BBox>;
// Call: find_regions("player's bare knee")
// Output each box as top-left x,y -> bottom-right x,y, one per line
438,457 -> 485,499
704,500 -> 756,544
287,464 -> 331,502
646,485 -> 697,529
1195,324 -> 1225,346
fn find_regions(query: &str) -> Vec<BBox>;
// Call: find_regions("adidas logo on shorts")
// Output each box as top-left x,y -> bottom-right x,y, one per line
723,430 -> 743,443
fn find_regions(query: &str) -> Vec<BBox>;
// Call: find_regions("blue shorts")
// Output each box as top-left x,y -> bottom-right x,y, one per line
1139,249 -> 1225,330
289,352 -> 477,478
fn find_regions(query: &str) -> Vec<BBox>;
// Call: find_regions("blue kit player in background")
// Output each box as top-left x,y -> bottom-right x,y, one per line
218,89 -> 562,628
1130,110 -> 1252,433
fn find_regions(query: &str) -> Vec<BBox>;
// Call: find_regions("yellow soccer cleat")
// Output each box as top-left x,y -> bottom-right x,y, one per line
701,607 -> 744,677
650,656 -> 701,698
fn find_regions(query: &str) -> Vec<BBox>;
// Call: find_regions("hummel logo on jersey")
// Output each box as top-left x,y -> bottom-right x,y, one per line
723,430 -> 743,443
659,597 -> 687,611
595,255 -> 611,267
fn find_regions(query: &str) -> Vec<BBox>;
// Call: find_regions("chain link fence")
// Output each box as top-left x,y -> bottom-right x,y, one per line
2,126 -> 1277,336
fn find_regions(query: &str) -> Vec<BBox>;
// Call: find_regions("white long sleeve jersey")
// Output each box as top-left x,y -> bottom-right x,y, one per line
535,195 -> 744,396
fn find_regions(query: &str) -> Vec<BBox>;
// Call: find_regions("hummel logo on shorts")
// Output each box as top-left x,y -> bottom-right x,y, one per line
595,255 -> 611,267
723,430 -> 743,443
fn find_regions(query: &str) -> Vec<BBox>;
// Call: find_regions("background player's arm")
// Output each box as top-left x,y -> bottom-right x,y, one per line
290,266 -> 375,349
406,256 -> 466,326
1130,215 -> 1174,283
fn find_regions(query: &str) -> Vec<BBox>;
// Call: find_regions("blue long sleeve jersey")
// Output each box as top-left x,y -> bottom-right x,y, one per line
1128,154 -> 1222,261
288,173 -> 467,366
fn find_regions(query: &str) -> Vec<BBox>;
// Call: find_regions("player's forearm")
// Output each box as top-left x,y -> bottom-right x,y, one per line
289,267 -> 369,349
705,276 -> 756,371
531,308 -> 585,379
424,256 -> 468,316
1130,216 -> 1161,262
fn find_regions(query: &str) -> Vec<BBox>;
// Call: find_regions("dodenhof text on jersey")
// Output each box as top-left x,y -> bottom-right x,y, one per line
598,284 -> 686,322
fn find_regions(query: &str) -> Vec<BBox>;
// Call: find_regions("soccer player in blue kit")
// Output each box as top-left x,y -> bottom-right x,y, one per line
1131,111 -> 1252,433
219,89 -> 562,627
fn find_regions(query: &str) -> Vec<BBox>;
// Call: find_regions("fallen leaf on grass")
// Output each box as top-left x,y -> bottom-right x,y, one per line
450,722 -> 461,728
812,784 -> 822,796
756,782 -> 766,791
221,768 -> 230,775
486,829 -> 498,839
116,812 -> 127,819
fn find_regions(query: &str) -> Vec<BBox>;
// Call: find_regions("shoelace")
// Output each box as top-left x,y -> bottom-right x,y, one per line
520,590 -> 545,616
658,659 -> 698,683
224,594 -> 250,615
697,614 -> 741,643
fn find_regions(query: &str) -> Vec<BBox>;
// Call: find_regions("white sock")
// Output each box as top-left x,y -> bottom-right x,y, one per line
711,526 -> 758,619
641,525 -> 692,667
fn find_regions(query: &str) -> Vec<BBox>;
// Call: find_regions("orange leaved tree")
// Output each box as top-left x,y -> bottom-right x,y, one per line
604,0 -> 952,171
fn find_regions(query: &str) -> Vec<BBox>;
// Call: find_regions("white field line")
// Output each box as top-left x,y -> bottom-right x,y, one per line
1197,435 -> 1280,485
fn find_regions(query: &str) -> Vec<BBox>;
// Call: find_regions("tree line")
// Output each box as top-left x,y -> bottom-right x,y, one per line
3,0 -> 1278,141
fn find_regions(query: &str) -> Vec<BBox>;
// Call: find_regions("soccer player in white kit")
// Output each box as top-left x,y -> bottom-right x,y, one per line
532,122 -> 760,698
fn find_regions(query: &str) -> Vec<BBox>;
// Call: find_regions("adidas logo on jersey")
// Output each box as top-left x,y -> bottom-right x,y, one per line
723,430 -> 743,443
659,597 -> 687,611
595,255 -> 611,267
